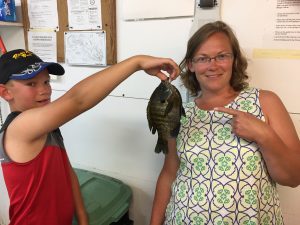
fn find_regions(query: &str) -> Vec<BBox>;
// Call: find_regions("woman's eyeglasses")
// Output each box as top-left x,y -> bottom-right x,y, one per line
192,53 -> 233,65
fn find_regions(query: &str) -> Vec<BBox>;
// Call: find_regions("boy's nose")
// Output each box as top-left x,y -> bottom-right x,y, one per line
38,86 -> 51,95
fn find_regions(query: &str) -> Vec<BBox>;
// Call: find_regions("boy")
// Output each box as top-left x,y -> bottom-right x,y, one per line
0,49 -> 179,225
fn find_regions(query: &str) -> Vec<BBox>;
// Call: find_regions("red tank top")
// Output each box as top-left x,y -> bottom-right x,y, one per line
0,112 -> 75,225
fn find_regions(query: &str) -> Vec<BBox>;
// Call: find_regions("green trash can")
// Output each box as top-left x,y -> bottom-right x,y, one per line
72,168 -> 133,225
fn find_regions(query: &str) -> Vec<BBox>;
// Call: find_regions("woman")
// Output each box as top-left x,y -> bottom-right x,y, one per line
150,21 -> 300,225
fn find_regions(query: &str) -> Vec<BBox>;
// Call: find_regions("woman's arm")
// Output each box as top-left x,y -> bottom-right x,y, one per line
257,90 -> 300,187
150,138 -> 180,225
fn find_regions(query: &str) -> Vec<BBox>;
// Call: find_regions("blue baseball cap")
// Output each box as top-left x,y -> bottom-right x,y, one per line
0,49 -> 65,84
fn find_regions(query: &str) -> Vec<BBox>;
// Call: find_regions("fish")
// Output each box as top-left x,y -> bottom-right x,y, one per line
146,80 -> 186,154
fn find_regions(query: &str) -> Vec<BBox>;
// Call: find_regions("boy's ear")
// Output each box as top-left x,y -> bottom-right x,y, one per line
0,84 -> 13,101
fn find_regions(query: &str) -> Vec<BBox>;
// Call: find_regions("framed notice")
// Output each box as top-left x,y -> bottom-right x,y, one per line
64,31 -> 106,66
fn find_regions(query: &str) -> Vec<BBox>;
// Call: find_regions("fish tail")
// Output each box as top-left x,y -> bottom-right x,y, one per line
155,138 -> 168,154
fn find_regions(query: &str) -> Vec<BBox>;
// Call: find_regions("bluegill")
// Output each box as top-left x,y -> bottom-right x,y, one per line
147,80 -> 186,154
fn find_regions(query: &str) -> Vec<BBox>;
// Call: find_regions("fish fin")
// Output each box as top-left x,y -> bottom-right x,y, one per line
148,123 -> 153,131
164,101 -> 174,116
146,102 -> 153,130
146,102 -> 150,116
155,138 -> 168,154
172,85 -> 186,117
170,123 -> 181,138
147,116 -> 153,131
181,106 -> 186,117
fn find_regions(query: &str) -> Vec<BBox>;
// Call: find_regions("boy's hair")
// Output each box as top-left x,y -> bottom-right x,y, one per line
0,49 -> 65,84
180,21 -> 249,97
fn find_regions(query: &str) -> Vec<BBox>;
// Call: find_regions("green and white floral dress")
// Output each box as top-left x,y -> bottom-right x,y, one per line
165,87 -> 284,225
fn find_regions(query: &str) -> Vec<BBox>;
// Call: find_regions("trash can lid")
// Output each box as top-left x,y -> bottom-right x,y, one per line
73,168 -> 132,225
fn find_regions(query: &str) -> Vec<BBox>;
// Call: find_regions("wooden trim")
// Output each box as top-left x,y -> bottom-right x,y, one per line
57,0 -> 68,62
102,0 -> 117,64
0,21 -> 23,26
20,0 -> 28,50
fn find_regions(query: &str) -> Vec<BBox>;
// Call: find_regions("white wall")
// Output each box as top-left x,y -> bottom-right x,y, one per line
1,0 -> 300,224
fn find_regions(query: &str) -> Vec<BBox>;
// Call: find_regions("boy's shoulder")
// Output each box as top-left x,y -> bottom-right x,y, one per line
0,111 -> 21,133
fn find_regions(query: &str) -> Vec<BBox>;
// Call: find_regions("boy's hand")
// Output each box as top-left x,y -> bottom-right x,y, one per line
138,55 -> 180,81
215,106 -> 268,142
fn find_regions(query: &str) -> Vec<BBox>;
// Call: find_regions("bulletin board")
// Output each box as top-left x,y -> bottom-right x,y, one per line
20,0 -> 117,64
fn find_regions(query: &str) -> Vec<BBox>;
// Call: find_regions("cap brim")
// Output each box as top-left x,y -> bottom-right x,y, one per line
10,62 -> 65,80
